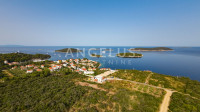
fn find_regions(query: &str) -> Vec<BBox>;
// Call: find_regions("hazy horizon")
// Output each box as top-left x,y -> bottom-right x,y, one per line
1,45 -> 200,47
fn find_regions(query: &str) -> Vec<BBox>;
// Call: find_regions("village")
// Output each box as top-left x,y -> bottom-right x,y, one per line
4,58 -> 114,83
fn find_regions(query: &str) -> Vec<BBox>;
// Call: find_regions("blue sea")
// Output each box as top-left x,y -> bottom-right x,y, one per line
1,46 -> 200,81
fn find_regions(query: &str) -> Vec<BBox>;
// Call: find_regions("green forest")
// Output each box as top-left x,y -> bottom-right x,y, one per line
0,74 -> 164,112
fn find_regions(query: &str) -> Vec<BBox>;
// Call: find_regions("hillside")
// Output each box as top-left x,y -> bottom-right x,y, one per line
0,74 -> 164,112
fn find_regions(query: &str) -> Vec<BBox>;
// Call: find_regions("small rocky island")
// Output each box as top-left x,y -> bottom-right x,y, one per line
55,48 -> 82,53
103,49 -> 113,51
128,47 -> 173,51
91,54 -> 102,58
116,53 -> 143,58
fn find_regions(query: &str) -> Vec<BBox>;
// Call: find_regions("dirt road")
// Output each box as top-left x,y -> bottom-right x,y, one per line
159,89 -> 173,112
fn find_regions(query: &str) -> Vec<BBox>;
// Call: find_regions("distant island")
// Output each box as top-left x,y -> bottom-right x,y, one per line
116,53 -> 143,58
103,49 -> 113,51
128,47 -> 173,51
91,54 -> 102,58
55,48 -> 82,53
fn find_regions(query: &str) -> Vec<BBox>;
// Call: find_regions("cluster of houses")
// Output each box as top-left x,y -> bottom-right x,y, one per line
4,60 -> 19,66
4,59 -> 111,76
51,58 -> 109,75
19,64 -> 44,73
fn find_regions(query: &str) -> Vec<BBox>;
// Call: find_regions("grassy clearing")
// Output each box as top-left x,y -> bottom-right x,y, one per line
110,69 -> 150,83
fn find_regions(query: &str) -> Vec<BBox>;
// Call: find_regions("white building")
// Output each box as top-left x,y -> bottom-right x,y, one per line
62,60 -> 66,62
41,65 -> 45,68
27,70 -> 33,73
84,71 -> 94,75
63,64 -> 67,67
4,60 -> 8,64
54,61 -> 60,64
94,76 -> 107,83
33,59 -> 44,62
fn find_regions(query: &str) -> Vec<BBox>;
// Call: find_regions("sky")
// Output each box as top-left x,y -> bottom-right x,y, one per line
0,0 -> 200,46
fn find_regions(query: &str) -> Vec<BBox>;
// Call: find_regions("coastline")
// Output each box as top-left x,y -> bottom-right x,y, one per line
116,55 -> 143,58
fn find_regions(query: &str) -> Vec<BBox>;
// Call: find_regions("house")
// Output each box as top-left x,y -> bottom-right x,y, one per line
82,68 -> 87,71
69,59 -> 73,62
33,59 -> 43,62
75,59 -> 79,63
94,76 -> 106,83
34,66 -> 38,69
36,69 -> 42,72
100,68 -> 106,70
11,66 -> 17,69
20,66 -> 27,70
72,65 -> 76,69
12,62 -> 19,65
26,65 -> 34,68
52,65 -> 62,70
75,70 -> 80,72
62,60 -> 66,62
4,60 -> 8,64
100,68 -> 110,71
63,64 -> 67,67
49,67 -> 53,72
88,67 -> 93,71
84,71 -> 94,75
41,65 -> 45,68
57,65 -> 62,69
58,60 -> 62,63
27,70 -> 33,73
107,68 -> 111,70
54,61 -> 60,64
52,65 -> 58,70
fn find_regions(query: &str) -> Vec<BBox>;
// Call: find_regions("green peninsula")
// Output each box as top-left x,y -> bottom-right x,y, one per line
55,48 -> 82,53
